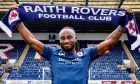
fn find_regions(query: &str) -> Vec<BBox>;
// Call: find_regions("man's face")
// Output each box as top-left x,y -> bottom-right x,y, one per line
59,30 -> 76,52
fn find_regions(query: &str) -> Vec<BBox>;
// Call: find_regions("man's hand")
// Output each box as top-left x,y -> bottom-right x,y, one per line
11,4 -> 20,9
123,8 -> 133,14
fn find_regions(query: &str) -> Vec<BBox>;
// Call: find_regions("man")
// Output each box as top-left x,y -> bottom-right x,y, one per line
13,4 -> 133,84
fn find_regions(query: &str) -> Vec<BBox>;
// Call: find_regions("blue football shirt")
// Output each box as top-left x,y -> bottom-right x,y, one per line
42,45 -> 98,84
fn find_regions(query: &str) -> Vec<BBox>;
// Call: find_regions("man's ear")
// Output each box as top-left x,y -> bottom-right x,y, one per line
75,36 -> 77,41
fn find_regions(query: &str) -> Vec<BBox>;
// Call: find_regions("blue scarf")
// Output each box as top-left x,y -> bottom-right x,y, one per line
0,3 -> 140,50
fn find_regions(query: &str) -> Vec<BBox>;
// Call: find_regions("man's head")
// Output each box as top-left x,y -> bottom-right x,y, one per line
59,27 -> 77,53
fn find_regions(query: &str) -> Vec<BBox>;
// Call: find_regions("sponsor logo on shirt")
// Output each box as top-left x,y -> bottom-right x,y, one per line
58,58 -> 82,64
76,51 -> 83,57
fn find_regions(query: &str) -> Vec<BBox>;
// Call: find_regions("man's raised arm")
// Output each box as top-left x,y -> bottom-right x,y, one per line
97,25 -> 124,55
16,22 -> 44,55
96,8 -> 133,55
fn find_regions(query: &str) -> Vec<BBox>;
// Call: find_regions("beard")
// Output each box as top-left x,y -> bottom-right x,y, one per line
60,43 -> 75,52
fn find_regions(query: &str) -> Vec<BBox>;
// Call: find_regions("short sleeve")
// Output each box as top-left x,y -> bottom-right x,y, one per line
42,45 -> 53,60
89,47 -> 100,60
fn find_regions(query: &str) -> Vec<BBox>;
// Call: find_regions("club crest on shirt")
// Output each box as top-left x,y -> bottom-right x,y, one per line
76,51 -> 83,57
8,10 -> 20,25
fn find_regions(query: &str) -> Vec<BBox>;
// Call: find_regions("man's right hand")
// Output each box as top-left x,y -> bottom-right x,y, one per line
11,4 -> 20,9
